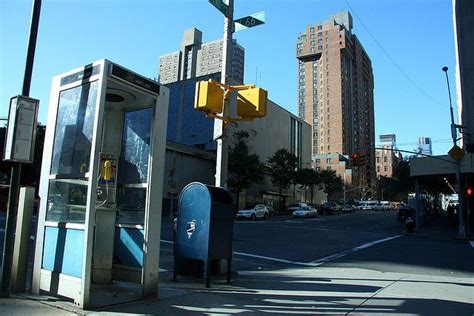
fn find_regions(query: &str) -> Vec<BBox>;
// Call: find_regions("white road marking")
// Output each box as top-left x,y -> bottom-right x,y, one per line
233,252 -> 318,267
310,235 -> 402,264
161,235 -> 401,267
469,241 -> 474,248
269,224 -> 391,236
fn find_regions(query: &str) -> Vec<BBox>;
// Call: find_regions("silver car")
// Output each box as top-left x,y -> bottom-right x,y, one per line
293,206 -> 318,218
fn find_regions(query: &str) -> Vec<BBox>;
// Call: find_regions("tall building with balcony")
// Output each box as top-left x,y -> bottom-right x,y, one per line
296,11 -> 375,193
159,28 -> 244,84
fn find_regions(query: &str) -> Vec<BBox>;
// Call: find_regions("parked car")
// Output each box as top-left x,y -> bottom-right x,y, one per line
293,206 -> 318,218
236,204 -> 270,220
264,204 -> 276,216
374,201 -> 390,211
360,200 -> 378,211
287,202 -> 308,214
320,202 -> 340,215
341,204 -> 356,213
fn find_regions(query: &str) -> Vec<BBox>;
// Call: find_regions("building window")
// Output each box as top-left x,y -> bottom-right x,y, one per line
384,157 -> 388,162
326,158 -> 332,164
377,166 -> 380,172
384,166 -> 388,172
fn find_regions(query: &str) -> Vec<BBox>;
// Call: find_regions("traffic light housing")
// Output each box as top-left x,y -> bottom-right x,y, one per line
467,187 -> 473,197
194,80 -> 224,114
350,153 -> 359,166
237,87 -> 267,118
359,153 -> 366,166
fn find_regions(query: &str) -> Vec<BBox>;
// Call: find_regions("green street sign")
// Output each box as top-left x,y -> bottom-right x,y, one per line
234,11 -> 265,32
209,0 -> 228,17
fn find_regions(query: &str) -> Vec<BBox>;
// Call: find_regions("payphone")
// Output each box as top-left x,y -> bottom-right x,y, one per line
96,153 -> 118,207
32,60 -> 169,308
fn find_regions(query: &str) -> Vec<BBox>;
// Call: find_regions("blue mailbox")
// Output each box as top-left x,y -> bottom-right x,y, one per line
174,182 -> 234,287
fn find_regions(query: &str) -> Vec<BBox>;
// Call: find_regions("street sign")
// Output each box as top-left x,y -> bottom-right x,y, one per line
209,0 -> 229,17
448,144 -> 465,161
234,11 -> 265,32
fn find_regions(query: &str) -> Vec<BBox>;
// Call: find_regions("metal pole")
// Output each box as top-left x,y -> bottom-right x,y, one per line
1,0 -> 42,296
443,66 -> 466,238
214,0 -> 234,188
343,171 -> 346,205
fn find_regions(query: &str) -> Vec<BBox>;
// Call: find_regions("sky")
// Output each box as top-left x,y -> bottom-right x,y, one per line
0,0 -> 458,155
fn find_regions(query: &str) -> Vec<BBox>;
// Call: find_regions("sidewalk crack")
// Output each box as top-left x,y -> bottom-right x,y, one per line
345,275 -> 407,316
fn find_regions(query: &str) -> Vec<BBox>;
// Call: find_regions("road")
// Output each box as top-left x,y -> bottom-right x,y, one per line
160,210 -> 474,278
1,209 -> 473,284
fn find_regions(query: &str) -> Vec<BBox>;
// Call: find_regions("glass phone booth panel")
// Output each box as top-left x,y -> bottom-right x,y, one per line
33,60 -> 169,309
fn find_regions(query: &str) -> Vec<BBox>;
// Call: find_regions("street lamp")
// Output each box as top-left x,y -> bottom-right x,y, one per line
442,66 -> 466,238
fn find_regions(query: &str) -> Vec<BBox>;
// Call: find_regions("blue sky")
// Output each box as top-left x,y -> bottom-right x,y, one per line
0,0 -> 457,155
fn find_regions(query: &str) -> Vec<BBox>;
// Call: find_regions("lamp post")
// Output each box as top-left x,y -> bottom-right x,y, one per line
442,66 -> 466,238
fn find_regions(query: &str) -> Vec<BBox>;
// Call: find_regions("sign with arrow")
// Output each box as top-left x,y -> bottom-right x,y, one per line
234,11 -> 265,32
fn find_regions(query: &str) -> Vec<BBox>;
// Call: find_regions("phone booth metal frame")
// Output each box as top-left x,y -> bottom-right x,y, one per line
32,59 -> 169,308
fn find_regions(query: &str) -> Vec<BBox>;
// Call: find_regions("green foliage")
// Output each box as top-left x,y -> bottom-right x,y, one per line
228,130 -> 264,194
377,158 -> 411,201
295,168 -> 320,190
267,149 -> 298,190
319,169 -> 344,195
267,149 -> 298,211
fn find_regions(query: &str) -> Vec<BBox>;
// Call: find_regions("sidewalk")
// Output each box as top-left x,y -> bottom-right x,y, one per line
1,266 -> 473,315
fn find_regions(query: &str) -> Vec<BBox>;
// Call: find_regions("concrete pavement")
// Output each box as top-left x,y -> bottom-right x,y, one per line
1,265 -> 473,315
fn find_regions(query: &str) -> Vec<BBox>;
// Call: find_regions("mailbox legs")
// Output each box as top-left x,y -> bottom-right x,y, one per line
204,257 -> 211,288
226,257 -> 232,285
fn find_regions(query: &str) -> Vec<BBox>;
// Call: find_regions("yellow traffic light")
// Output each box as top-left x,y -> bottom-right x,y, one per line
194,80 -> 224,114
237,87 -> 267,118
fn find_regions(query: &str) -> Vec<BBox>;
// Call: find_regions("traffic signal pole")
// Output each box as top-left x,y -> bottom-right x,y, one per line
443,66 -> 466,238
214,0 -> 234,188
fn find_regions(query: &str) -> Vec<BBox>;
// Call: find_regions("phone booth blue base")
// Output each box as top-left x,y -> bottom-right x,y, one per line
32,60 -> 169,309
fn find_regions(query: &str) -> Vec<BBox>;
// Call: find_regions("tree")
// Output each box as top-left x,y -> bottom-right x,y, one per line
267,149 -> 298,211
228,130 -> 265,209
319,169 -> 343,197
295,168 -> 320,203
393,157 -> 411,200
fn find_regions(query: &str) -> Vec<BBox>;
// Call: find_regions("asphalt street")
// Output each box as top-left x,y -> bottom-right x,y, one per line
1,210 -> 474,315
1,210 -> 473,280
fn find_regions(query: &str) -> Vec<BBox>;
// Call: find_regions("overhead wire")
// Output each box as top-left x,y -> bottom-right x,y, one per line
344,0 -> 446,108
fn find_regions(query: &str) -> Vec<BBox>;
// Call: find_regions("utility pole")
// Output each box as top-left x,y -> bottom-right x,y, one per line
443,66 -> 466,238
1,0 -> 42,296
214,0 -> 234,188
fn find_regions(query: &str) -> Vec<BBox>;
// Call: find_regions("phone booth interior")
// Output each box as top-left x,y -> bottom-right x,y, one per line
32,60 -> 168,309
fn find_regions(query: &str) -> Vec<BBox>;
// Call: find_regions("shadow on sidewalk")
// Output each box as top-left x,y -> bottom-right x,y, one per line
94,270 -> 474,315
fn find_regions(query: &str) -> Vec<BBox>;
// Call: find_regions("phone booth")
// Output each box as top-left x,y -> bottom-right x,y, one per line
32,60 -> 169,308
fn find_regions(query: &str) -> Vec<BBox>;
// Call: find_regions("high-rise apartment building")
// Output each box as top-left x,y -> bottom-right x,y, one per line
417,137 -> 432,156
375,134 -> 402,179
159,28 -> 244,84
296,11 -> 375,191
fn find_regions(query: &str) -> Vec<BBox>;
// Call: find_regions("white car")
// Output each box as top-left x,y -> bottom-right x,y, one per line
236,204 -> 270,220
293,206 -> 318,218
374,201 -> 390,211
